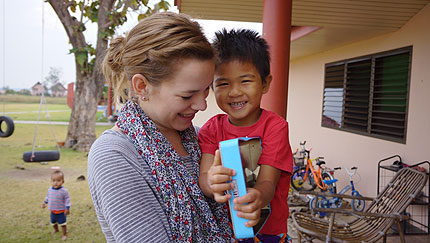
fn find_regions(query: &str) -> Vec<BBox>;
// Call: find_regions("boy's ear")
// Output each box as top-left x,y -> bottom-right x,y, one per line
262,74 -> 272,94
131,74 -> 149,98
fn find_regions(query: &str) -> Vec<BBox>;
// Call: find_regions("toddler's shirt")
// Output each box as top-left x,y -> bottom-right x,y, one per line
44,186 -> 71,214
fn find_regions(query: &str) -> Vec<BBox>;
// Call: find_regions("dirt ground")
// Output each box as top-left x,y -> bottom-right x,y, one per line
0,166 -> 85,181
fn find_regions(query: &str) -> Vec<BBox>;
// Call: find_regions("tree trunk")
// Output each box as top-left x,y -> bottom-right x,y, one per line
49,0 -> 111,151
65,75 -> 100,151
65,56 -> 106,151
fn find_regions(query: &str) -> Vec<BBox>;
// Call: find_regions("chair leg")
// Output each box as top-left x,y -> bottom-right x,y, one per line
297,232 -> 313,243
326,213 -> 335,243
396,219 -> 405,243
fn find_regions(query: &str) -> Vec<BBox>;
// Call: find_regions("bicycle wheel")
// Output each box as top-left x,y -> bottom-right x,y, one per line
291,167 -> 317,191
351,191 -> 365,212
309,196 -> 327,217
321,172 -> 337,193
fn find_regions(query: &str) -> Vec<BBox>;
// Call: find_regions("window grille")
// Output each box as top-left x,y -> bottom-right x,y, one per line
322,46 -> 411,143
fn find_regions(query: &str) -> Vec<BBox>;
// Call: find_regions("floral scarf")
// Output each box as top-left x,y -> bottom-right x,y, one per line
116,101 -> 232,242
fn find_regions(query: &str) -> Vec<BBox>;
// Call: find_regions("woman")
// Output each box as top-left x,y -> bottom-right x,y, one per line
88,12 -> 232,242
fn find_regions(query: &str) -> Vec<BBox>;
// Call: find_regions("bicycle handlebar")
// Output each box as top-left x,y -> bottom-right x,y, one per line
334,166 -> 357,171
338,166 -> 358,178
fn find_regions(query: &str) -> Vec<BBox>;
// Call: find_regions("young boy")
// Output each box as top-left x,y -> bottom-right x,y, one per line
42,170 -> 71,241
198,29 -> 293,243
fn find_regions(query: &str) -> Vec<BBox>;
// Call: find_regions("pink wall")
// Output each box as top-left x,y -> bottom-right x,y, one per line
287,4 -> 430,196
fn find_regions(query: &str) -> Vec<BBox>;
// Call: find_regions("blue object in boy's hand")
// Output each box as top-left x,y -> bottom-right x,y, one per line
219,138 -> 255,239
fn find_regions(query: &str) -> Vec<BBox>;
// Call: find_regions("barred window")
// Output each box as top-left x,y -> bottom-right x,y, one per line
322,46 -> 411,143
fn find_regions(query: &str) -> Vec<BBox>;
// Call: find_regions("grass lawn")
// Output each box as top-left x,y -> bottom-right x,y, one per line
0,123 -> 112,242
2,103 -> 72,122
1,101 -> 107,123
0,94 -> 67,104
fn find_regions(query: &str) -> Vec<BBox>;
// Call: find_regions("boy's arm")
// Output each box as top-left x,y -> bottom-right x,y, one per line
64,189 -> 71,215
253,164 -> 281,206
233,164 -> 281,227
199,151 -> 235,202
42,192 -> 48,208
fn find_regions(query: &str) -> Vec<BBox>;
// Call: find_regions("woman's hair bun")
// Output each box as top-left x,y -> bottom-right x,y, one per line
105,36 -> 127,73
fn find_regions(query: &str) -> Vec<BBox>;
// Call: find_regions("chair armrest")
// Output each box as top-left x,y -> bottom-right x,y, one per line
312,208 -> 409,220
298,191 -> 374,201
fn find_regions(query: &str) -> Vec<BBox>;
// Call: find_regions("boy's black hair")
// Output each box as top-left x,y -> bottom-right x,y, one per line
212,28 -> 270,83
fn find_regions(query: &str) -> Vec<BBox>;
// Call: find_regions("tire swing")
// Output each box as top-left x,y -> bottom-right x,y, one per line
23,93 -> 60,163
23,3 -> 60,163
0,116 -> 15,137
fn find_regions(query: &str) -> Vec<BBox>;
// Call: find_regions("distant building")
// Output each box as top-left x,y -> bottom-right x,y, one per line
51,82 -> 67,97
31,82 -> 48,96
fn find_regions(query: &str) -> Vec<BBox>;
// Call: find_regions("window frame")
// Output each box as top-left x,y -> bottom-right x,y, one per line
321,46 -> 412,144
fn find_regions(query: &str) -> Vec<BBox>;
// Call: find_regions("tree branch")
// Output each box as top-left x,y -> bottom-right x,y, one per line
47,0 -> 87,49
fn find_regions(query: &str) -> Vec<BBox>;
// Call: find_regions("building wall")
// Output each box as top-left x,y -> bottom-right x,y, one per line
193,4 -> 430,197
193,88 -> 224,128
31,85 -> 45,96
286,4 -> 430,196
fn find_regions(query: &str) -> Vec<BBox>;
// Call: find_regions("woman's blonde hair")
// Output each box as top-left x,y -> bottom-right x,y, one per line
103,12 -> 214,104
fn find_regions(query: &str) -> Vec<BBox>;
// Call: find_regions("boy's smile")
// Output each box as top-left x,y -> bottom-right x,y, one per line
213,60 -> 271,127
230,101 -> 247,110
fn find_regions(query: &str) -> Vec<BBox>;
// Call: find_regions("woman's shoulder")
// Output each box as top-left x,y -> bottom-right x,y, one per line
91,129 -> 131,150
88,129 -> 138,165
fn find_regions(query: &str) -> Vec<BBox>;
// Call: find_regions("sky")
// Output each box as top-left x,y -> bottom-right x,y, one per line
0,0 -> 262,90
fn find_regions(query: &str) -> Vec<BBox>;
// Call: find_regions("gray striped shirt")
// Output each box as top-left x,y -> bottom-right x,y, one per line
88,129 -> 172,242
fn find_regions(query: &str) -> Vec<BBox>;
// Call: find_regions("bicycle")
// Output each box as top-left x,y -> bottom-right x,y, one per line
290,141 -> 335,192
309,166 -> 365,216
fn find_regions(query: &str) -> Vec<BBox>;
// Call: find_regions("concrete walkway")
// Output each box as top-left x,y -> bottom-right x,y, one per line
1,110 -> 70,114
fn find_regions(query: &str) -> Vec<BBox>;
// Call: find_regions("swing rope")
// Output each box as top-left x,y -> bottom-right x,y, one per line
30,93 -> 61,161
2,0 -> 6,114
28,1 -> 60,162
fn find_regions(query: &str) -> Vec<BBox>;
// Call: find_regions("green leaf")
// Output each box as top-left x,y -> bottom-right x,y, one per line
159,0 -> 170,10
69,48 -> 78,54
131,0 -> 138,8
76,51 -> 88,67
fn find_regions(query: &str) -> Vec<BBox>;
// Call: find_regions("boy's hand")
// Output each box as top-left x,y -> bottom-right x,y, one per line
65,209 -> 70,215
233,164 -> 280,227
207,150 -> 236,203
41,203 -> 46,208
233,187 -> 263,227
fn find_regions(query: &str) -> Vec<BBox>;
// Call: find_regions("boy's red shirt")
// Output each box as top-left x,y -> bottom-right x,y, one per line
198,109 -> 294,235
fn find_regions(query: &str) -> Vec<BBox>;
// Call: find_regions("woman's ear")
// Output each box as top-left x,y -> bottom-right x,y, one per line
262,74 -> 272,94
131,74 -> 149,98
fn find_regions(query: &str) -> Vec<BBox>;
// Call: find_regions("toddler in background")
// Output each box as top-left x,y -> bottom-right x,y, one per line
42,170 -> 70,241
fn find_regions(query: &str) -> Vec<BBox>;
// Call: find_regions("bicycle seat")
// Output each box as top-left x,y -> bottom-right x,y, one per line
316,160 -> 325,166
323,179 -> 338,185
